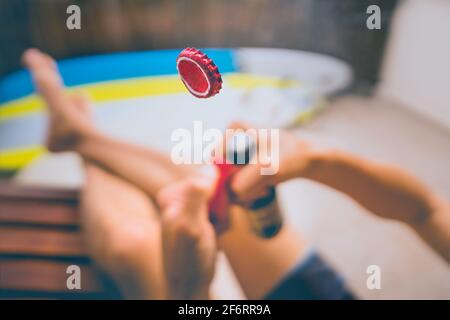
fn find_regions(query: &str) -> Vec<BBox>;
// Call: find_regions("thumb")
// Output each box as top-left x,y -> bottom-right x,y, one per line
227,122 -> 273,201
157,173 -> 216,221
230,164 -> 272,202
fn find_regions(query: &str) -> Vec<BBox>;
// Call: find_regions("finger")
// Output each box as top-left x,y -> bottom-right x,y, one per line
159,174 -> 215,223
190,170 -> 218,199
230,164 -> 271,202
225,121 -> 270,200
226,121 -> 258,148
225,121 -> 262,164
227,121 -> 254,131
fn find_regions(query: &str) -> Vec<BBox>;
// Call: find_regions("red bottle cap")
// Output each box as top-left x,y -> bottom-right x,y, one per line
176,47 -> 222,98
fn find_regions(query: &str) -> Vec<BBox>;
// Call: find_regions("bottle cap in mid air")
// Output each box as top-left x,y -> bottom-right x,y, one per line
176,47 -> 222,98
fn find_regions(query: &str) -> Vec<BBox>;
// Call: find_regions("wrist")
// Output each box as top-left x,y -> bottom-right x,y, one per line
411,196 -> 447,228
298,148 -> 329,180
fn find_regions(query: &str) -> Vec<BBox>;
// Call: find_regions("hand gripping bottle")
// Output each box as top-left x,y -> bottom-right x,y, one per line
227,132 -> 283,238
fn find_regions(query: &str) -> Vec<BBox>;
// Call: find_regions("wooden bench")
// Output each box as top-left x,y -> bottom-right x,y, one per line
0,183 -> 122,299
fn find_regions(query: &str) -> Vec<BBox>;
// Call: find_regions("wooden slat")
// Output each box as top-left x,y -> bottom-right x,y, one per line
0,183 -> 79,202
0,259 -> 102,292
0,183 -> 123,298
0,200 -> 79,226
0,226 -> 85,257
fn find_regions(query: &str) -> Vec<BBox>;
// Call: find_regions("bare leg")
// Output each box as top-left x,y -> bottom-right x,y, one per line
219,206 -> 307,299
81,163 -> 166,299
23,49 -> 309,299
76,130 -> 192,198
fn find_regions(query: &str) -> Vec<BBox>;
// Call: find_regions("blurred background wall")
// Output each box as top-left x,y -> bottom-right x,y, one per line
0,0 -> 397,92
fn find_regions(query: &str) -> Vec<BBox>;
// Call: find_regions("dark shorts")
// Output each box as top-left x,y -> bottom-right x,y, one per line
265,251 -> 355,300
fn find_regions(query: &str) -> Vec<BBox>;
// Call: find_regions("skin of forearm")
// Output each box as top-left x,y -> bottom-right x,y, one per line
302,149 -> 437,224
411,198 -> 450,262
301,149 -> 449,261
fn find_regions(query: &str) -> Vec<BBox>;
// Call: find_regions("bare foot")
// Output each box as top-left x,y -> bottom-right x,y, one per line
44,92 -> 94,152
22,49 -> 95,152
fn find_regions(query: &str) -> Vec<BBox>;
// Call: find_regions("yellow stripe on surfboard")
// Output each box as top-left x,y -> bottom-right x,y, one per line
0,73 -> 300,122
0,145 -> 46,170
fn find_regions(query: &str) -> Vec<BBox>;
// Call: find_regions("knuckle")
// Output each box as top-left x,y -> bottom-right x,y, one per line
184,178 -> 207,196
156,188 -> 171,209
161,207 -> 180,226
